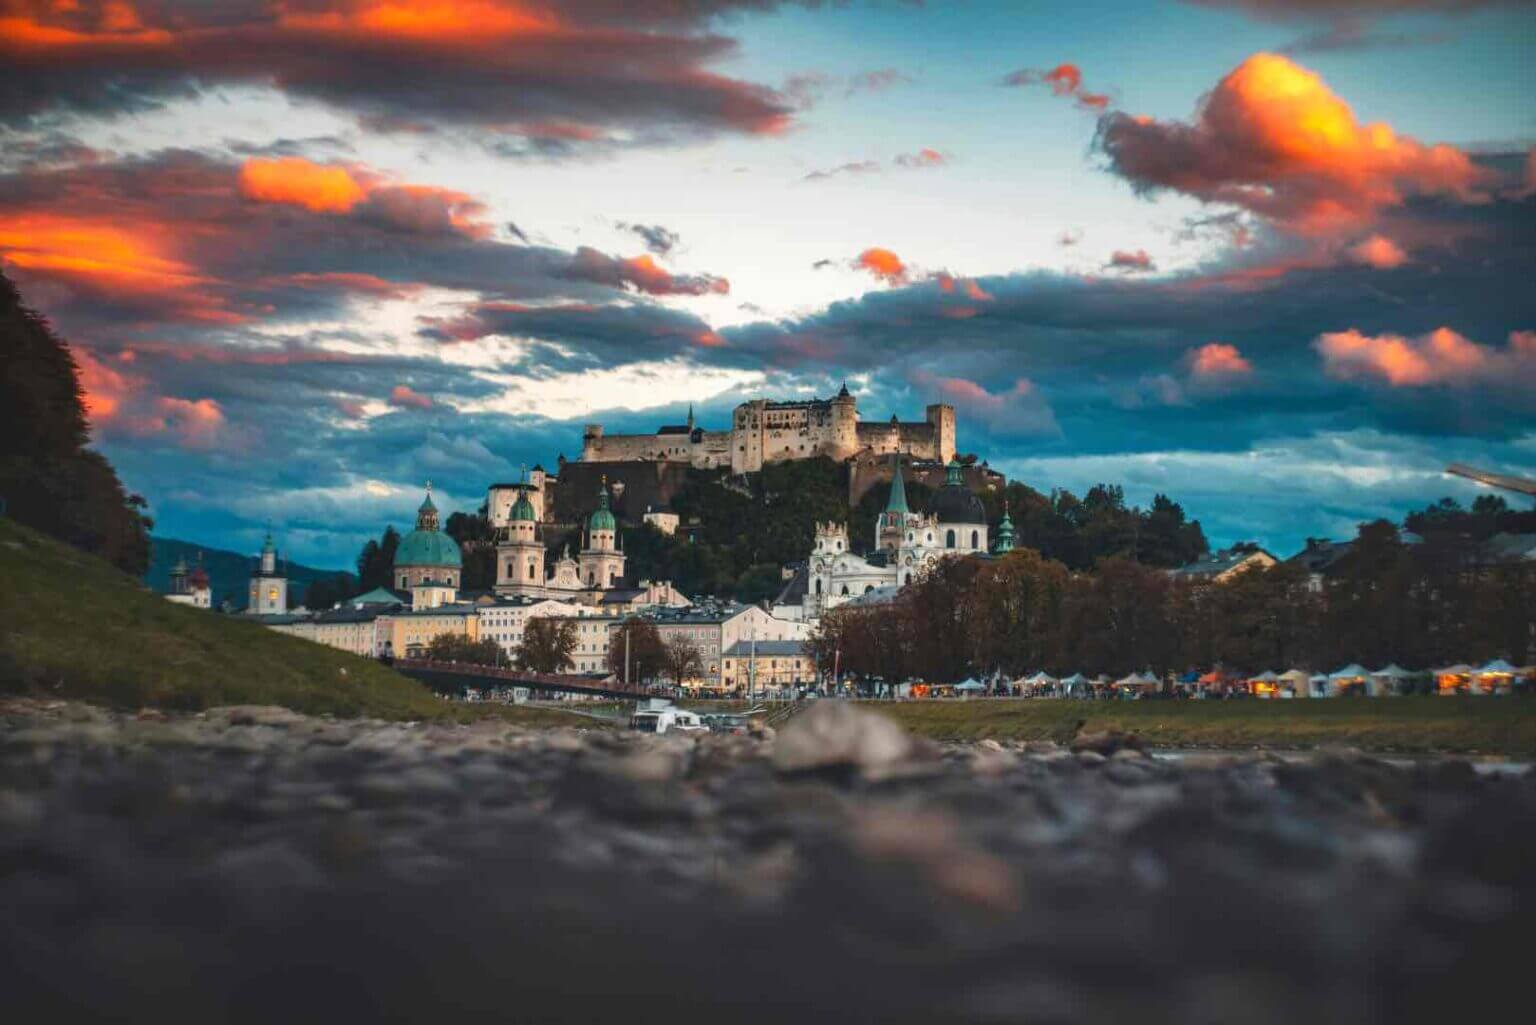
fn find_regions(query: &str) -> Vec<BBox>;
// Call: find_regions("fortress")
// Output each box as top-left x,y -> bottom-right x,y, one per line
579,384 -> 956,474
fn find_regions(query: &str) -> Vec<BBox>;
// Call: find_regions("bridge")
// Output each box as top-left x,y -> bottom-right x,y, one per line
390,659 -> 666,699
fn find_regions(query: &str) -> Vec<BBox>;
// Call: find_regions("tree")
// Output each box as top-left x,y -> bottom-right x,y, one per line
303,573 -> 356,610
425,633 -> 503,666
607,618 -> 666,684
0,271 -> 151,575
446,505 -> 496,590
517,617 -> 577,673
660,635 -> 704,688
356,525 -> 401,591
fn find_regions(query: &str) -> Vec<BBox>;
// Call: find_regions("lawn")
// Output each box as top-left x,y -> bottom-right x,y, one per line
873,697 -> 1536,756
0,518 -> 602,728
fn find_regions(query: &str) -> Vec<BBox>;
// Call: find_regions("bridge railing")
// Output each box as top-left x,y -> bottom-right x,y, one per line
390,658 -> 662,697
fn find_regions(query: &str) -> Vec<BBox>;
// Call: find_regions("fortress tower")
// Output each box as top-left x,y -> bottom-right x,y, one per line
578,479 -> 626,589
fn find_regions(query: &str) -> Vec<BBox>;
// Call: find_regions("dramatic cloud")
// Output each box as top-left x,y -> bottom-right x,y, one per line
1315,326 -> 1535,389
854,247 -> 908,284
619,223 -> 680,256
0,1 -> 798,146
238,157 -> 366,214
1346,234 -> 1410,268
1097,53 -> 1489,234
1002,63 -> 1111,111
1107,249 -> 1156,272
389,384 -> 435,410
1187,342 -> 1254,379
563,247 -> 729,297
71,345 -> 226,447
909,372 -> 1061,438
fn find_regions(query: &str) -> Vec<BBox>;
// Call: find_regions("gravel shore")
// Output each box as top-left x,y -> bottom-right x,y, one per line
2,698 -> 1531,1024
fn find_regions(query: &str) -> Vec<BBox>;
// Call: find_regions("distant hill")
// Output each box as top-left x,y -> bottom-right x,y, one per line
146,537 -> 353,610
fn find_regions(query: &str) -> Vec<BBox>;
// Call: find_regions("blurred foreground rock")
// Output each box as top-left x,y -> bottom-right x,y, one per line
0,697 -> 1530,1024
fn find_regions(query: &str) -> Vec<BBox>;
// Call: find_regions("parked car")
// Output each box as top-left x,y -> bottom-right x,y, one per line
706,714 -> 751,736
629,705 -> 708,734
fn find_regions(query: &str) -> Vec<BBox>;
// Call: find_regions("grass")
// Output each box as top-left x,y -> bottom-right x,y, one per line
0,517 -> 603,727
872,697 -> 1536,757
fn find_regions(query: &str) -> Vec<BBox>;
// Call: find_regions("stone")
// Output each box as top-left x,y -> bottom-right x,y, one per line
1070,727 -> 1146,757
213,705 -> 307,728
771,701 -> 917,778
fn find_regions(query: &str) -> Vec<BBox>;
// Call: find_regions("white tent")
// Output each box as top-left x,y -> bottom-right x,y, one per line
1477,659 -> 1518,674
1060,672 -> 1090,696
1472,659 -> 1518,694
1278,668 -> 1313,698
1022,671 -> 1057,687
1368,663 -> 1415,696
1115,671 -> 1159,687
954,678 -> 986,692
1327,663 -> 1372,697
1250,670 -> 1279,682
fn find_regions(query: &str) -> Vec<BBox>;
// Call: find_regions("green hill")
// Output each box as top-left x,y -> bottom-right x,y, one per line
145,536 -> 352,610
0,516 -> 578,724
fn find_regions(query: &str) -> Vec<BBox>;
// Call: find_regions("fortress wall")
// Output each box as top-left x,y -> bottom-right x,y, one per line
583,433 -> 686,463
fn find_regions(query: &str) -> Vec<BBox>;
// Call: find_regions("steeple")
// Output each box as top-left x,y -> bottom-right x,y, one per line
945,459 -> 964,487
416,481 -> 439,532
994,502 -> 1016,554
687,403 -> 695,431
885,453 -> 910,515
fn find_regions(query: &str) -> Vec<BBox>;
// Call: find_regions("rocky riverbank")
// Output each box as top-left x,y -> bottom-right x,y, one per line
2,698 -> 1530,1023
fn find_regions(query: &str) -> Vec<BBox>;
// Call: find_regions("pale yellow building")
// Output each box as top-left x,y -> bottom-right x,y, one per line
389,603 -> 479,657
721,640 -> 815,691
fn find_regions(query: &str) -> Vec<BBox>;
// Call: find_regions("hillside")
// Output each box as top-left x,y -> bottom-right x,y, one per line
0,516 -> 578,724
146,536 -> 352,610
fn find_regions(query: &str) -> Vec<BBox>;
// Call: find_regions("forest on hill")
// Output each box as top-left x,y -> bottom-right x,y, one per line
0,271 -> 151,576
340,456 -> 1213,604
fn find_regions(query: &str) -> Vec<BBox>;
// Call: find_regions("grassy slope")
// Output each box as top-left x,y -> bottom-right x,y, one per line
874,698 -> 1536,756
0,517 -> 600,727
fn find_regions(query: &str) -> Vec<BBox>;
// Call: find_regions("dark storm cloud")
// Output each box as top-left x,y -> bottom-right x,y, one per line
0,1 -> 804,146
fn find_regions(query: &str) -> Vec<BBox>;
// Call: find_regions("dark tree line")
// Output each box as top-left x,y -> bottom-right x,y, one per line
0,272 -> 152,575
810,514 -> 1535,685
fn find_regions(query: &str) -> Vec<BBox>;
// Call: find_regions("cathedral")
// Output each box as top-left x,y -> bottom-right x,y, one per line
792,455 -> 1010,620
491,474 -> 673,604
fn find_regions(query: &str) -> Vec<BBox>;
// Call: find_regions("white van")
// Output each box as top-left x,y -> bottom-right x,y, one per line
628,705 -> 707,734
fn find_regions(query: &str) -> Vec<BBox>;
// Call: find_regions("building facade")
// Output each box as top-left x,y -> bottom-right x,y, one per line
577,385 -> 956,474
166,555 -> 212,609
394,486 -> 462,591
797,457 -> 989,620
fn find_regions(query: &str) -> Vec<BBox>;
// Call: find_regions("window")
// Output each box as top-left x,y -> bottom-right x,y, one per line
946,529 -> 956,548
814,578 -> 822,594
971,530 -> 980,549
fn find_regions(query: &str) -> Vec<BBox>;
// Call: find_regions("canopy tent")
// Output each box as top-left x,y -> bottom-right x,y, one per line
1370,664 -> 1414,679
1328,664 -> 1371,680
1246,668 -> 1281,697
1432,664 -> 1476,695
1021,671 -> 1057,686
954,679 -> 986,693
1177,670 -> 1202,685
1472,659 -> 1518,695
1249,670 -> 1279,682
1279,669 -> 1311,684
1115,671 -> 1160,688
1059,672 -> 1090,695
1326,663 -> 1372,697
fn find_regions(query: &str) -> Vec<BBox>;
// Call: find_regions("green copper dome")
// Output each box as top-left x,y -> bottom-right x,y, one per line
588,483 -> 616,533
510,489 -> 536,522
396,485 -> 461,568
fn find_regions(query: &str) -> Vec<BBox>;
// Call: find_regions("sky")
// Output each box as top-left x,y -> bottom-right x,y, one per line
2,0 -> 1533,569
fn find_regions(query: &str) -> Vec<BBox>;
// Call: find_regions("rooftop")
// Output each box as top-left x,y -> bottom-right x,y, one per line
723,640 -> 808,658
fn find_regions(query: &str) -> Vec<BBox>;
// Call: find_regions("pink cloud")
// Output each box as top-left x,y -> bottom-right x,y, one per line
1346,235 -> 1409,269
1107,249 -> 1156,272
1314,326 -> 1535,387
1187,342 -> 1254,379
389,384 -> 434,410
1003,63 -> 1111,111
909,372 -> 1061,437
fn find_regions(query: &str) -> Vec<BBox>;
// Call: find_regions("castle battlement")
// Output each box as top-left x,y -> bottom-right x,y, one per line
578,386 -> 955,473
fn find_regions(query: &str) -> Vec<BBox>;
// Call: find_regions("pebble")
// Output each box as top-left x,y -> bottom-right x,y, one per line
0,697 -> 1529,1025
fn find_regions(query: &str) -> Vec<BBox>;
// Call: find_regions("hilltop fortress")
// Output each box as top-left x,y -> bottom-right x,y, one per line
579,384 -> 956,474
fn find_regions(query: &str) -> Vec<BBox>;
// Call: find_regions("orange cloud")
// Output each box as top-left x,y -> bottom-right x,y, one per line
1003,63 -> 1111,111
1345,235 -> 1409,269
856,247 -> 908,284
1107,249 -> 1155,272
1187,342 -> 1253,378
1314,326 -> 1534,387
564,247 -> 729,296
70,344 -> 225,446
1100,53 -> 1488,234
389,384 -> 434,410
908,372 -> 1061,437
239,157 -> 367,213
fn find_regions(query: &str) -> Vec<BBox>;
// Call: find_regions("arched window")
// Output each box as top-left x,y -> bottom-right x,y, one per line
926,533 -> 933,543
814,578 -> 822,594
587,571 -> 595,586
865,584 -> 874,593
946,529 -> 956,548
971,530 -> 980,549
840,584 -> 849,595
527,561 -> 536,580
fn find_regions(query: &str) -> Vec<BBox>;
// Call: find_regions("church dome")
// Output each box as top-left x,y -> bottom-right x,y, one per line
929,460 -> 986,525
396,485 -> 462,569
588,482 -> 616,533
510,489 -> 536,522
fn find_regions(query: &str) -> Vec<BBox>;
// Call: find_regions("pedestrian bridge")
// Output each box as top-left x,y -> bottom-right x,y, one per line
389,658 -> 662,699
